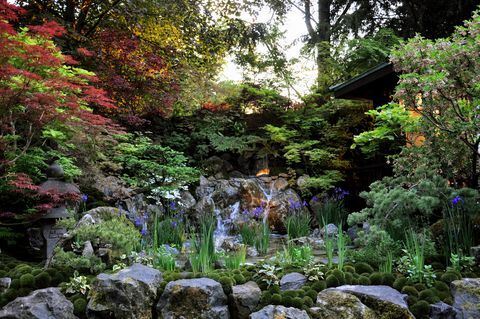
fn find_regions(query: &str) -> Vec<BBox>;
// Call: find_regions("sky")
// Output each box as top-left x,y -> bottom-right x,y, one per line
217,7 -> 317,99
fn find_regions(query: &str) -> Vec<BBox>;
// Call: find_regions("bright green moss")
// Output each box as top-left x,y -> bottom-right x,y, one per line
271,294 -> 282,304
358,275 -> 370,285
401,286 -> 419,298
369,272 -> 383,285
19,274 -> 35,288
312,280 -> 326,292
354,262 -> 374,274
326,275 -> 340,288
73,298 -> 87,316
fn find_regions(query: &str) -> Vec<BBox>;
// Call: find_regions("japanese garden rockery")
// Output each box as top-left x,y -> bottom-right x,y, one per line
1,263 -> 480,318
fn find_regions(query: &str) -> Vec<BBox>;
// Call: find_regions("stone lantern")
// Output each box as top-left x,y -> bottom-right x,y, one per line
37,161 -> 80,260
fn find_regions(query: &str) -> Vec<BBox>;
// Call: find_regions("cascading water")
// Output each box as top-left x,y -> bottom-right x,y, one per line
256,179 -> 277,225
214,201 -> 240,251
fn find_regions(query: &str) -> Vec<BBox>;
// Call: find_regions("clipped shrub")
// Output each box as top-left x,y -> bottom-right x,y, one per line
292,297 -> 303,308
73,298 -> 87,316
326,275 -> 340,288
31,269 -> 42,276
413,283 -> 427,292
282,296 -> 293,307
440,271 -> 461,284
19,274 -> 35,288
233,274 -> 246,285
410,300 -> 430,319
9,279 -> 19,289
369,272 -> 383,285
260,291 -> 272,305
312,280 -> 326,292
271,293 -> 282,305
34,272 -> 51,289
358,275 -> 370,285
393,277 -> 408,291
344,272 -> 353,284
331,269 -> 345,284
401,286 -> 419,298
219,276 -> 234,294
382,273 -> 396,287
354,262 -> 374,274
434,281 -> 450,292
344,265 -> 356,273
306,288 -> 318,301
418,289 -> 435,300
302,296 -> 314,307
407,295 -> 418,306
282,290 -> 298,299
269,285 -> 281,294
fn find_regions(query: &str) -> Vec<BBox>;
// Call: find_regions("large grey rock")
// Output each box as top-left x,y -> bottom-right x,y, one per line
326,285 -> 414,319
430,301 -> 458,319
451,278 -> 480,319
280,272 -> 307,291
0,287 -> 75,319
0,277 -> 11,294
157,278 -> 229,319
320,224 -> 338,238
314,289 -> 377,319
94,175 -> 132,201
249,305 -> 309,319
470,246 -> 480,266
87,263 -> 162,319
230,281 -> 261,319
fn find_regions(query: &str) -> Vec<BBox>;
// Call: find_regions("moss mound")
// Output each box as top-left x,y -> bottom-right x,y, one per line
73,298 -> 87,316
401,286 -> 419,298
326,275 -> 340,288
19,274 -> 35,288
410,300 -> 430,319
393,277 -> 408,291
369,272 -> 383,285
354,262 -> 374,274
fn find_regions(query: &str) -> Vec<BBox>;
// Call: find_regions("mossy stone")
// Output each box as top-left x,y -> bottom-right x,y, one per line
271,293 -> 282,304
344,272 -> 354,284
282,290 -> 298,299
306,288 -> 317,300
260,291 -> 272,305
369,272 -> 383,285
73,298 -> 87,316
312,280 -> 326,292
344,265 -> 356,273
302,296 -> 314,307
413,283 -> 427,292
354,262 -> 374,274
401,286 -> 419,298
282,296 -> 293,307
331,269 -> 345,284
269,285 -> 281,294
441,271 -> 460,284
292,297 -> 303,308
382,273 -> 396,287
326,275 -> 340,288
410,300 -> 430,319
34,272 -> 51,289
233,274 -> 246,285
418,289 -> 435,300
393,277 -> 408,291
219,276 -> 234,294
358,275 -> 370,285
19,274 -> 35,288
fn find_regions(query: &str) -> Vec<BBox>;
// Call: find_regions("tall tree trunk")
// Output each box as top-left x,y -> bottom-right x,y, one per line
316,0 -> 332,93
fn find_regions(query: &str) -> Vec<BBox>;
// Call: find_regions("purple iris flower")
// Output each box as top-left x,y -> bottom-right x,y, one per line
171,220 -> 178,227
134,216 -> 142,227
452,195 -> 462,205
81,194 -> 88,202
311,196 -> 319,202
302,200 -> 308,207
252,206 -> 263,218
169,201 -> 177,211
141,224 -> 148,236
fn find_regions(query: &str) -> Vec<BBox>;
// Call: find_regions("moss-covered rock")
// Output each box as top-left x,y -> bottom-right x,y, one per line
271,293 -> 282,304
369,272 -> 383,285
34,272 -> 51,289
441,271 -> 461,284
354,262 -> 374,274
344,265 -> 356,274
19,274 -> 35,288
358,276 -> 371,285
312,280 -> 326,292
401,286 -> 419,298
382,273 -> 396,287
73,298 -> 87,316
409,300 -> 430,319
326,275 -> 340,288
393,277 -> 408,291
413,283 -> 426,292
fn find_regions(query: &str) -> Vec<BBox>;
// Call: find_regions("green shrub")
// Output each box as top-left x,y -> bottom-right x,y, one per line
312,280 -> 326,292
233,274 -> 246,285
344,272 -> 353,284
10,279 -> 19,289
393,277 -> 408,291
382,273 -> 396,286
219,276 -> 234,294
331,269 -> 345,284
302,296 -> 314,307
31,269 -> 42,276
344,265 -> 356,273
357,275 -> 370,285
369,272 -> 383,285
326,275 -> 340,288
306,288 -> 318,301
271,293 -> 282,304
354,262 -> 374,274
441,271 -> 461,283
73,298 -> 87,316
414,283 -> 427,292
19,274 -> 35,288
282,290 -> 298,299
282,296 -> 293,307
34,272 -> 51,288
260,291 -> 272,305
418,289 -> 435,300
434,281 -> 450,292
443,297 -> 453,305
401,286 -> 419,298
410,300 -> 430,319
269,285 -> 281,294
292,297 -> 303,308
407,295 -> 418,306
